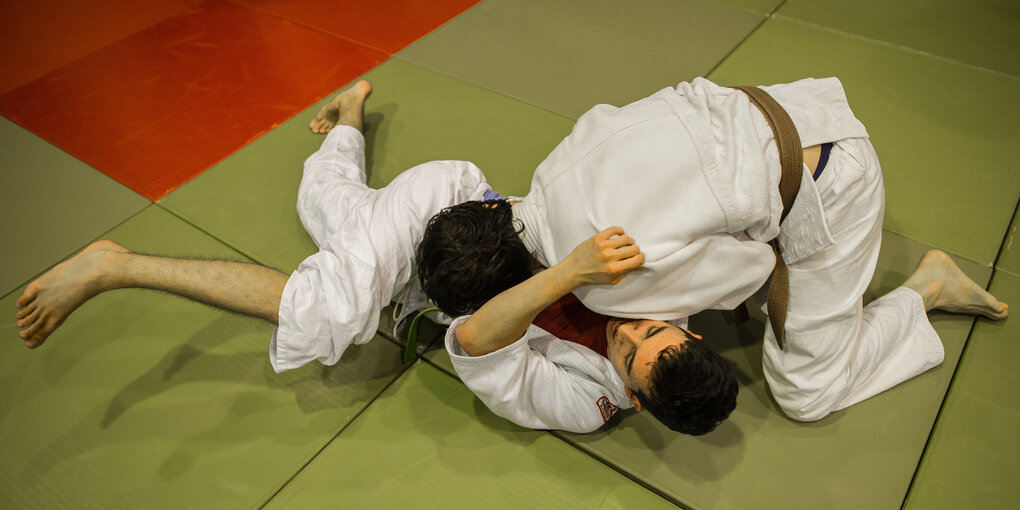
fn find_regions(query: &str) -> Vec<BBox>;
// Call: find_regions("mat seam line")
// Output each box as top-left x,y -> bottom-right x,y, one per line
154,204 -> 281,268
882,229 -> 1000,269
900,194 -> 1019,508
391,56 -> 581,121
704,1 -> 781,78
770,14 -> 1020,81
693,0 -> 779,17
1,204 -> 153,301
423,360 -> 691,509
548,430 -> 694,510
222,0 -> 393,56
256,362 -> 416,509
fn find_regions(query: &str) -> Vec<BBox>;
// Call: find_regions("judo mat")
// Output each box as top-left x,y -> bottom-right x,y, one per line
2,0 -> 1018,508
0,0 -> 477,201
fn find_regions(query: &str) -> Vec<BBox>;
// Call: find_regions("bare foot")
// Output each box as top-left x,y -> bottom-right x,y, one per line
15,240 -> 131,349
309,80 -> 372,134
903,249 -> 1008,320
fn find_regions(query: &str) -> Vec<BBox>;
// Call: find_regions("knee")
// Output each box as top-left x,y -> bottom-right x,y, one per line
770,386 -> 837,422
766,368 -> 837,422
776,400 -> 832,422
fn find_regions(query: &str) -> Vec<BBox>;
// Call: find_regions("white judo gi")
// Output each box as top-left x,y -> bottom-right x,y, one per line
448,77 -> 944,429
271,126 -> 489,372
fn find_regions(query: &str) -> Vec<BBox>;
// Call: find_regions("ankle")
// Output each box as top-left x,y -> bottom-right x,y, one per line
903,278 -> 938,312
97,250 -> 130,292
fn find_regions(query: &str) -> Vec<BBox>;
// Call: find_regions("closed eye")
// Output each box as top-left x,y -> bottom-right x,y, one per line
644,325 -> 666,340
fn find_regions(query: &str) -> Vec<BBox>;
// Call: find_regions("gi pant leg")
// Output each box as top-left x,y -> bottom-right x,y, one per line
271,126 -> 490,372
271,127 -> 380,371
762,138 -> 944,421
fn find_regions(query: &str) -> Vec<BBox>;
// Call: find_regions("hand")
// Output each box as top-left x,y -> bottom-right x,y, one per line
560,226 -> 645,287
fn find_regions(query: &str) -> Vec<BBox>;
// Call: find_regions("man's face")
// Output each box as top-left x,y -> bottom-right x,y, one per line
605,319 -> 700,402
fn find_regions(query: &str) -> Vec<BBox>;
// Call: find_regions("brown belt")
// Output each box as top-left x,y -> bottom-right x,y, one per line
732,86 -> 802,350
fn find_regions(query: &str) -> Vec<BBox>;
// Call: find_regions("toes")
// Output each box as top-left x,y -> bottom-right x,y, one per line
16,303 -> 35,320
15,289 -> 36,309
19,317 -> 43,341
25,333 -> 46,349
17,308 -> 39,328
310,119 -> 334,134
22,319 -> 55,349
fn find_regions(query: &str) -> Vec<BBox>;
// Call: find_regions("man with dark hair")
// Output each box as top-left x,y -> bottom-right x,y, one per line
634,341 -> 738,435
429,77 -> 1009,433
416,200 -> 533,317
444,225 -> 739,434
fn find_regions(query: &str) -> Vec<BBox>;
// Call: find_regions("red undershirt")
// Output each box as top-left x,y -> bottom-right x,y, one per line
531,292 -> 611,358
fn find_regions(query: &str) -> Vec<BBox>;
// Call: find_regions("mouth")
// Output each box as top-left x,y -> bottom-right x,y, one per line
606,319 -> 620,340
608,318 -> 634,339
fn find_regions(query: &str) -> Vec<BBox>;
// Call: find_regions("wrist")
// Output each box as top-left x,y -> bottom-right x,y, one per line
545,262 -> 583,297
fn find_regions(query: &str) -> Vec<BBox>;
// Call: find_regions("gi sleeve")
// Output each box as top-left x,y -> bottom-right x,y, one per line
445,316 -> 633,433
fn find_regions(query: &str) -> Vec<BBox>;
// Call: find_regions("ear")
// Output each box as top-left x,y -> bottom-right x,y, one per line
625,388 -> 643,412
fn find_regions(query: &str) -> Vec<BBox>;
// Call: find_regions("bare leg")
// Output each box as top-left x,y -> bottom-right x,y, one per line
15,241 -> 288,349
309,80 -> 372,133
903,249 -> 1008,319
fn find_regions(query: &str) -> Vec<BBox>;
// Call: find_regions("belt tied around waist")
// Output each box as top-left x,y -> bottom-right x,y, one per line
731,85 -> 803,350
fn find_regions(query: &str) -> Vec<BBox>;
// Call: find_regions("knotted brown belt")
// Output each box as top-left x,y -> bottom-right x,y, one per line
731,86 -> 803,350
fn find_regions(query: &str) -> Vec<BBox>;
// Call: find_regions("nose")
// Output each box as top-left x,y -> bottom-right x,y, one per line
618,320 -> 647,343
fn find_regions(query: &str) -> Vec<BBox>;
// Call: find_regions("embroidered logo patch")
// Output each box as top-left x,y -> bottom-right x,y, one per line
596,396 -> 619,423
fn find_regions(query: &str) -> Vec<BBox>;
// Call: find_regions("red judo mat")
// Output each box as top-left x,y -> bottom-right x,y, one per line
0,0 -> 480,201
0,0 -> 201,96
235,0 -> 483,53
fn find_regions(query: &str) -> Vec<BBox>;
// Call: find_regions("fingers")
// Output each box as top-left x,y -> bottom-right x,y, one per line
595,227 -> 644,273
596,226 -> 626,240
606,252 -> 646,285
568,226 -> 647,286
609,253 -> 645,284
610,243 -> 641,260
613,251 -> 646,273
596,226 -> 639,252
596,226 -> 631,245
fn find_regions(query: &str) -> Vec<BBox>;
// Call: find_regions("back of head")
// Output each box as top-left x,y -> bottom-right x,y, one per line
634,340 -> 738,435
416,200 -> 533,316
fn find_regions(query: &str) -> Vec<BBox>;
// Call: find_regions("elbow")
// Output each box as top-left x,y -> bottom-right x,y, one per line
455,322 -> 485,357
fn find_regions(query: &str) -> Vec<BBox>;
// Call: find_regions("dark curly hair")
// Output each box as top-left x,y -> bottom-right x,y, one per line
416,200 -> 534,316
633,339 -> 738,435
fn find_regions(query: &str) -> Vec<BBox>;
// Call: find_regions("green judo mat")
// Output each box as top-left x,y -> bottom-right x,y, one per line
2,0 -> 1018,508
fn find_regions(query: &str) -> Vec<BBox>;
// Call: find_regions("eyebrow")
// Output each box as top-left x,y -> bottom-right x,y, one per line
644,326 -> 666,340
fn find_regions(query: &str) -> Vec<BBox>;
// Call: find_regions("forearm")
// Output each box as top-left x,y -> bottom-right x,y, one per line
456,226 -> 644,357
455,264 -> 578,356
